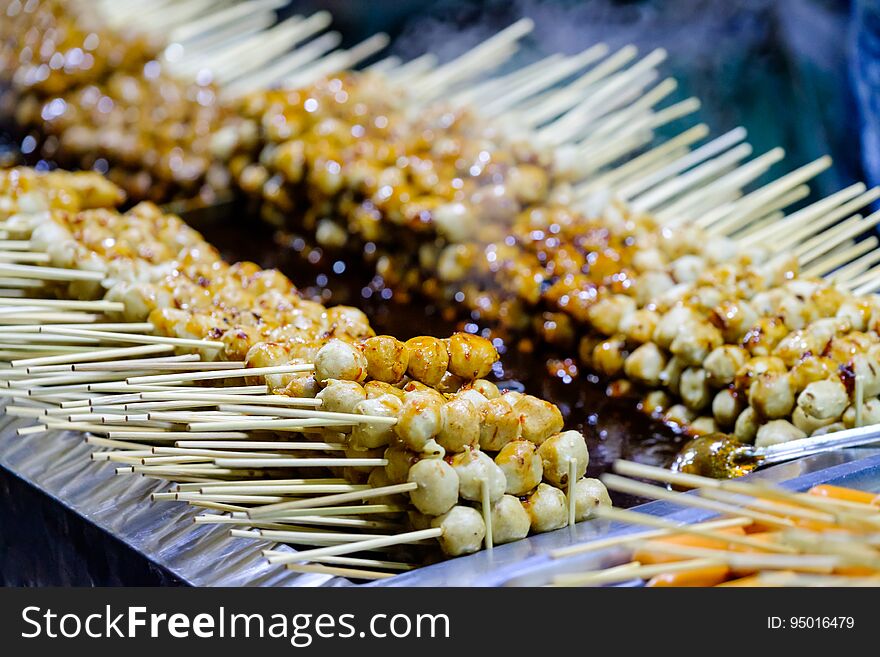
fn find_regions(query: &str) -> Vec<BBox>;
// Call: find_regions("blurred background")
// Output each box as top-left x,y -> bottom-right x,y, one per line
281,0 -> 875,200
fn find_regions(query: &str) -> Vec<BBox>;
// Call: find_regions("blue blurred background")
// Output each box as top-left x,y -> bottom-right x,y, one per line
285,0 -> 878,200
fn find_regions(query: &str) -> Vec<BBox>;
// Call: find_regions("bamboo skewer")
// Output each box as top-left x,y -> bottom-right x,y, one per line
40,327 -> 224,350
12,343 -> 174,369
126,363 -> 313,384
12,8 -> 880,587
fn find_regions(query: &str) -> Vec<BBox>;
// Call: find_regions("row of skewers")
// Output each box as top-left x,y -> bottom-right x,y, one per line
542,459 -> 880,587
0,165 -> 611,578
9,0 -> 880,456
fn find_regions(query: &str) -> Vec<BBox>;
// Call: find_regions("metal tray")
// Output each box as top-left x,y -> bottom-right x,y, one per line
0,408 -> 343,587
478,451 -> 880,587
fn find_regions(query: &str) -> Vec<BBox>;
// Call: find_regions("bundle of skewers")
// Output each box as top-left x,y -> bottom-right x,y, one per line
543,459 -> 880,587
0,166 -> 611,579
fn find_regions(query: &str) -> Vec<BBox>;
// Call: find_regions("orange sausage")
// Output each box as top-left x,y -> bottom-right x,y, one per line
646,564 -> 730,587
725,532 -> 784,577
808,484 -> 879,506
632,527 -> 747,565
744,498 -> 837,532
834,565 -> 880,577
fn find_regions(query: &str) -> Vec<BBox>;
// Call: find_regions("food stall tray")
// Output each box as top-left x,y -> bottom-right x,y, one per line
371,449 -> 880,586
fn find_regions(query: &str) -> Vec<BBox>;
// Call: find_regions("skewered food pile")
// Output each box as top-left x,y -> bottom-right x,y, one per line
0,165 -> 612,571
0,165 -> 124,213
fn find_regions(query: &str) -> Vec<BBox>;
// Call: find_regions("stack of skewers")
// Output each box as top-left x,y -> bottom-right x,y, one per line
544,460 -> 880,587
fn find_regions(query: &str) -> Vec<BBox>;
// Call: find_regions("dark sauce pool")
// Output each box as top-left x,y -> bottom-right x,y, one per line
183,202 -> 686,507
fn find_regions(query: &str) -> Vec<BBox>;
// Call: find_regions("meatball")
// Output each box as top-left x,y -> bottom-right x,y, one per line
654,307 -> 698,348
450,449 -> 506,502
349,394 -> 402,448
343,446 -> 385,475
670,321 -> 723,367
643,390 -> 672,415
843,399 -> 880,428
679,367 -> 711,411
523,483 -> 569,533
811,422 -> 846,436
394,391 -> 443,452
407,459 -> 459,516
361,335 -> 409,383
586,295 -> 636,336
571,478 -> 611,522
690,416 -> 718,435
317,379 -> 366,414
456,388 -> 489,411
468,379 -> 500,399
733,407 -> 759,443
665,404 -> 697,428
431,506 -> 486,556
367,468 -> 406,506
401,381 -> 446,404
325,306 -> 373,340
478,397 -> 521,451
660,356 -> 685,395
591,337 -> 626,377
245,340 -> 289,370
704,345 -> 749,387
797,378 -> 849,420
792,406 -> 838,435
280,373 -> 320,398
494,439 -> 543,495
671,254 -> 705,283
436,396 -> 480,452
513,394 -> 564,445
446,332 -> 498,380
244,341 -> 292,387
436,371 -> 465,394
405,336 -> 449,386
407,510 -> 432,531
537,430 -> 589,488
711,388 -> 742,428
735,356 -> 787,391
490,495 -> 532,544
314,339 -> 368,384
619,309 -> 660,345
364,380 -> 406,400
